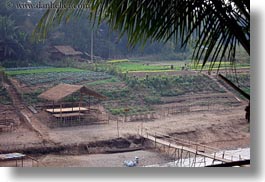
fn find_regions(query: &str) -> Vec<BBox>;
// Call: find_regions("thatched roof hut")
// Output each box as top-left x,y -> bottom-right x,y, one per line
53,46 -> 83,56
38,83 -> 106,102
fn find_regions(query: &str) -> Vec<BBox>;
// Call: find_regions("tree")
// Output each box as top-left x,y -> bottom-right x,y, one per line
0,15 -> 27,60
35,0 -> 249,68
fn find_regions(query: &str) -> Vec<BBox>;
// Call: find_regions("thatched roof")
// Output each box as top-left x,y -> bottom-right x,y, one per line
38,83 -> 106,102
54,45 -> 83,56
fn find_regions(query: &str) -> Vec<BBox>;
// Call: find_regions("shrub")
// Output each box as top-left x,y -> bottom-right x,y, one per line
144,96 -> 162,104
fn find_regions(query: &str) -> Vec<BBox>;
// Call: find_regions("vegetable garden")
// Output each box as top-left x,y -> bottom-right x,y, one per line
5,63 -> 248,117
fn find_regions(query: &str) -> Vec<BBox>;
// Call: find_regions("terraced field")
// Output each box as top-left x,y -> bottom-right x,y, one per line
6,64 -> 248,116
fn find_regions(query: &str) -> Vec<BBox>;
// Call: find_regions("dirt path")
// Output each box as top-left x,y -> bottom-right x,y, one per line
3,78 -> 55,145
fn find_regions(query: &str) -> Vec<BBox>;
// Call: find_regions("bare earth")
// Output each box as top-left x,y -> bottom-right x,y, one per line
0,103 -> 249,167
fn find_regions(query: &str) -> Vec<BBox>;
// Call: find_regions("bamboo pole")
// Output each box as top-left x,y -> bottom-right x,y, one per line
53,101 -> 55,113
154,133 -> 156,149
79,93 -> 81,114
212,152 -> 216,165
193,152 -> 197,167
174,148 -> 177,163
189,152 -> 191,166
60,103 -> 62,122
180,146 -> 183,167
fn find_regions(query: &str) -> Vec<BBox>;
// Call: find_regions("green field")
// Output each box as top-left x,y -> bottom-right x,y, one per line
106,59 -> 130,63
190,61 -> 250,70
102,59 -> 183,73
86,78 -> 119,86
104,59 -> 250,74
6,67 -> 84,76
116,62 -> 174,72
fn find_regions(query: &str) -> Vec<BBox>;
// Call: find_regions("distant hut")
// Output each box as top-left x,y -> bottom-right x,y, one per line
49,45 -> 83,60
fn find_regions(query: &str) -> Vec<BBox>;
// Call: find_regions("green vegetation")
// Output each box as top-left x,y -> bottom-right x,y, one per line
144,96 -> 162,104
0,3 -> 193,67
107,59 -> 130,63
226,74 -> 250,94
6,67 -> 84,76
190,62 -> 250,71
107,105 -> 151,116
11,68 -> 112,86
117,62 -> 173,72
0,85 -> 11,105
98,61 -> 182,74
21,90 -> 44,104
100,88 -> 130,99
86,78 -> 119,86
142,74 -> 225,96
108,106 -> 150,115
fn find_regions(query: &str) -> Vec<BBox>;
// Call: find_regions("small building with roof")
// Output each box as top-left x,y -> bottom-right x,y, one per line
49,45 -> 83,60
38,83 -> 107,127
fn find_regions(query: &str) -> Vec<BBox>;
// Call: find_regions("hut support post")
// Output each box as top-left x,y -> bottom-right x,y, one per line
60,103 -> 62,122
79,92 -> 82,111
53,101 -> 55,113
79,92 -> 83,122
72,94 -> 74,111
154,133 -> 156,149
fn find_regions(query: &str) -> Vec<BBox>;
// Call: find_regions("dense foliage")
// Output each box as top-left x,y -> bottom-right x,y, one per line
0,0 -> 193,67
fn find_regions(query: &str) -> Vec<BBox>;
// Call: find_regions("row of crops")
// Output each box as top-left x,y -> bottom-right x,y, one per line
11,69 -> 112,86
190,62 -> 250,71
5,66 -> 52,71
6,67 -> 85,76
127,74 -> 225,97
95,74 -> 227,115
